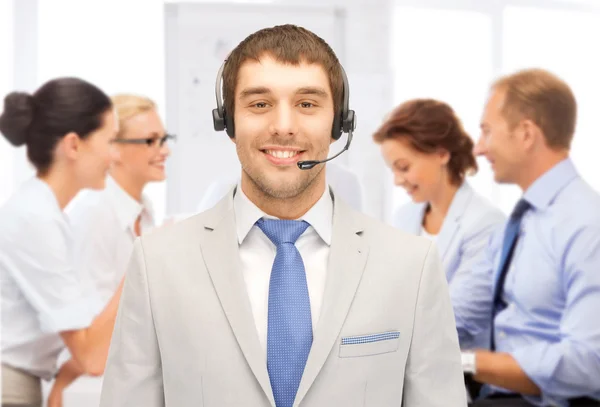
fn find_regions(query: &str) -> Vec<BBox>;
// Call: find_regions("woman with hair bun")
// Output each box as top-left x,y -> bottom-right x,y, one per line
0,77 -> 122,407
373,99 -> 505,347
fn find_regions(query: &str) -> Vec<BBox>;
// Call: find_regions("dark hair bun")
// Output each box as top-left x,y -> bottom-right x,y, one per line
0,92 -> 35,147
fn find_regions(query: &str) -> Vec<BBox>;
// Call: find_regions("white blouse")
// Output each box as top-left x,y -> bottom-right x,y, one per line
0,178 -> 95,379
67,175 -> 155,312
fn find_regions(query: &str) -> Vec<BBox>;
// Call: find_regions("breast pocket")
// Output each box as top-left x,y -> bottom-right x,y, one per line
339,331 -> 400,358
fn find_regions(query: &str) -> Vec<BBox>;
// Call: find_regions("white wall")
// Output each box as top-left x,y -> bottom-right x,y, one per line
35,0 -> 168,221
0,0 -> 15,206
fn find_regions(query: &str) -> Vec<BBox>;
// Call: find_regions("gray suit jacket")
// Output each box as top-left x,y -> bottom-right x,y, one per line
99,189 -> 467,407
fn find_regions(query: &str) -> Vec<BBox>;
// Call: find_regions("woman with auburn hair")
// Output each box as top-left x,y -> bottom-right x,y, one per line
374,99 -> 505,344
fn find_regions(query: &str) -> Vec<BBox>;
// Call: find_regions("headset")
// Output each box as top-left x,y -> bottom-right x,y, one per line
212,59 -> 356,170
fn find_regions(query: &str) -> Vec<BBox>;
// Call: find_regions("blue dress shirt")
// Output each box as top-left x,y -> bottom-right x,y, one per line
453,159 -> 600,406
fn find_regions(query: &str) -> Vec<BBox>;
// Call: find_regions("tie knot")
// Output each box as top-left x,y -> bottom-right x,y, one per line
256,218 -> 310,246
511,199 -> 531,219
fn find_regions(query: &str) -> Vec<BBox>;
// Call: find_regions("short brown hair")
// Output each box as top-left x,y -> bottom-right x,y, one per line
493,68 -> 577,150
222,25 -> 343,118
373,99 -> 477,185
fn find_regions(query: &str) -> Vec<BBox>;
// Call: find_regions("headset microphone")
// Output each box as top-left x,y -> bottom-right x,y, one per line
297,129 -> 353,170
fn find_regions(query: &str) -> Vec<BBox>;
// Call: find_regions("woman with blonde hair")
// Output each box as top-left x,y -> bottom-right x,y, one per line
47,94 -> 173,404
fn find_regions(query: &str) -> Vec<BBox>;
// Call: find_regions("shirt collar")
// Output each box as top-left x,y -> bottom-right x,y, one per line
523,158 -> 578,210
32,177 -> 69,223
233,183 -> 333,246
105,176 -> 153,231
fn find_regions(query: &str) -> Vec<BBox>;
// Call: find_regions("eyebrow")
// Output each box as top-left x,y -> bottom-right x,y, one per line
239,87 -> 272,99
238,86 -> 330,99
296,87 -> 329,98
136,131 -> 163,139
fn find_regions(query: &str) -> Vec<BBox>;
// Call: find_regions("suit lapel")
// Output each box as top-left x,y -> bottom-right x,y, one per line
198,193 -> 275,407
294,197 -> 369,407
436,182 -> 474,262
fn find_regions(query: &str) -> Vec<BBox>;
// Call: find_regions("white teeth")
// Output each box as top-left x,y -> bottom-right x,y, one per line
266,150 -> 298,159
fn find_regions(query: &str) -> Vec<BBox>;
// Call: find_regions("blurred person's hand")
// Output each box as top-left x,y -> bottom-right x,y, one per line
47,385 -> 64,407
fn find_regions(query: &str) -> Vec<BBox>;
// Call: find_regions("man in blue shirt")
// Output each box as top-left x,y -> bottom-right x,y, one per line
455,68 -> 600,407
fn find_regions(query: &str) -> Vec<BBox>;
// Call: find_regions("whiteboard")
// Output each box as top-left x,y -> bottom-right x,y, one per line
164,3 -> 345,215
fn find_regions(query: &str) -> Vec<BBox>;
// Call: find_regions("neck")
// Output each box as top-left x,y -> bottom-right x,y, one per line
517,150 -> 568,191
109,167 -> 145,202
428,180 -> 460,219
38,166 -> 82,210
241,173 -> 326,220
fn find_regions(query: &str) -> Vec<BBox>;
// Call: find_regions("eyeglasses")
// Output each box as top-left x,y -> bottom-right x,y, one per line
111,133 -> 176,148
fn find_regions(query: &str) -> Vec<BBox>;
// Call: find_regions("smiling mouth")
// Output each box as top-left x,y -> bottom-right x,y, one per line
260,149 -> 307,165
263,149 -> 303,159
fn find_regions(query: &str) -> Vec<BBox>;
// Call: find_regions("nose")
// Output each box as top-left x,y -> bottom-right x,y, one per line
473,136 -> 486,156
159,140 -> 171,157
270,104 -> 298,137
394,172 -> 407,187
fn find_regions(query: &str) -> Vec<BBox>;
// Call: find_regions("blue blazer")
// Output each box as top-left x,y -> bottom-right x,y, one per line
393,182 -> 505,286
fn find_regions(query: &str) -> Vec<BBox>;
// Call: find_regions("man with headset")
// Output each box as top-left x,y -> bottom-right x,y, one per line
99,24 -> 466,407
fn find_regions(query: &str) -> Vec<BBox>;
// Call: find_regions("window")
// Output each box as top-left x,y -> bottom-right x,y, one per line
0,0 -> 14,207
502,6 -> 600,212
388,6 -> 494,222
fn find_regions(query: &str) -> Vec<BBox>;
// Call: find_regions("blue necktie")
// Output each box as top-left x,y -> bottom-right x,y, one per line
256,218 -> 312,407
491,198 -> 531,350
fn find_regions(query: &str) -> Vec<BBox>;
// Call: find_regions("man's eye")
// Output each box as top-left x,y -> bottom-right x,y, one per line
300,102 -> 314,108
253,102 -> 268,108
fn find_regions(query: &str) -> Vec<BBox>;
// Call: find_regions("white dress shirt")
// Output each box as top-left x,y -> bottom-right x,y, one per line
233,184 -> 333,356
0,178 -> 95,379
67,175 -> 155,312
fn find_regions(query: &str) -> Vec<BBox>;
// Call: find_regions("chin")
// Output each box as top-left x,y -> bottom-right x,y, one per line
255,174 -> 311,199
147,170 -> 167,182
410,195 -> 427,204
493,172 -> 509,184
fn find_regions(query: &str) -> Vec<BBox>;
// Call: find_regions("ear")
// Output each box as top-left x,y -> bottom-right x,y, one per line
520,119 -> 540,151
438,148 -> 451,165
56,132 -> 81,161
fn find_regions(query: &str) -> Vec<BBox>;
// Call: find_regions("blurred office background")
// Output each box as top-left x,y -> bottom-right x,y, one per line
0,0 -> 599,402
2,0 -> 600,224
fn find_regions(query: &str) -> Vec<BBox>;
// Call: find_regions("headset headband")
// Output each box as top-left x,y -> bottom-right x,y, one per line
212,59 -> 355,140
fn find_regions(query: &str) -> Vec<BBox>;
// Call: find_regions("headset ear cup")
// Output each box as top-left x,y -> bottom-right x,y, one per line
212,108 -> 226,131
331,112 -> 343,140
224,108 -> 235,138
343,110 -> 356,133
